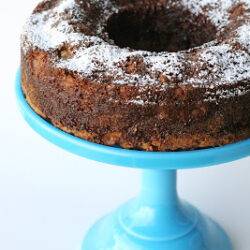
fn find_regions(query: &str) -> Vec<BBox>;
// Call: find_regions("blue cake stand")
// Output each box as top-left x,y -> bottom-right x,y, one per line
15,69 -> 250,250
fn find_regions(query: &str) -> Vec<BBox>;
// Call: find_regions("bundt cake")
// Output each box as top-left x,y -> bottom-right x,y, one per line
21,0 -> 250,151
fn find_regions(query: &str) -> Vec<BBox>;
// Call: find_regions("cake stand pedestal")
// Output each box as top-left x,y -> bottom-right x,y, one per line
15,69 -> 250,250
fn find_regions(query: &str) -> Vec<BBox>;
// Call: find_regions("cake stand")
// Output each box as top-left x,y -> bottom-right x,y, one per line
15,69 -> 250,250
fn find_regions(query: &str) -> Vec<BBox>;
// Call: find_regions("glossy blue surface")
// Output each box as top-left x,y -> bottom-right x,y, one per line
82,207 -> 233,250
82,170 -> 233,250
16,68 -> 248,250
15,69 -> 250,169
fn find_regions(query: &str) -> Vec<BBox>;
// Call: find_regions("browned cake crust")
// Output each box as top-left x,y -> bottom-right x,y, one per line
21,0 -> 250,151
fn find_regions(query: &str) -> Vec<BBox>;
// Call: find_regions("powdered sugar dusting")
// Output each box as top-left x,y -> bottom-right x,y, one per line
22,0 -> 84,53
58,44 -> 131,74
181,0 -> 235,28
56,0 -> 75,12
195,44 -> 250,86
144,53 -> 184,80
21,0 -> 250,102
204,87 -> 250,102
236,23 -> 250,52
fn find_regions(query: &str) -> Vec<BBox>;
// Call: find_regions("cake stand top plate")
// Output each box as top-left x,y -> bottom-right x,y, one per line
15,69 -> 250,169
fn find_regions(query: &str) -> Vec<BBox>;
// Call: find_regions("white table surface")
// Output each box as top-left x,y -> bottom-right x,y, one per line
0,1 -> 249,249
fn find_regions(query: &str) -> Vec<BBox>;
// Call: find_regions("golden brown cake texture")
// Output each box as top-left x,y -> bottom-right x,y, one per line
21,0 -> 250,151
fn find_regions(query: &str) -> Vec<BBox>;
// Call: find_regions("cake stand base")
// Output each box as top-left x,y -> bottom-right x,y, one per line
82,210 -> 232,250
82,170 -> 233,250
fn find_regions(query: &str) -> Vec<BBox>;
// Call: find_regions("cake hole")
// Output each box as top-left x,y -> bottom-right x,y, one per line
106,7 -> 217,52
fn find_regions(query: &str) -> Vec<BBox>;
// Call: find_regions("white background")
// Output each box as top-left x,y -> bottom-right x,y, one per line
0,1 -> 249,250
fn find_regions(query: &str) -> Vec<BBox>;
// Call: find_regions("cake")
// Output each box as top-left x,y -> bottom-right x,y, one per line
21,0 -> 250,151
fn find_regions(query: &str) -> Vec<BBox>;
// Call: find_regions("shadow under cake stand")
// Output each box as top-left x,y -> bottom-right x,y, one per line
15,70 -> 250,250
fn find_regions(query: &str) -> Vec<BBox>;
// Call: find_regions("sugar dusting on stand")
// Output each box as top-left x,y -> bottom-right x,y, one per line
21,0 -> 250,103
